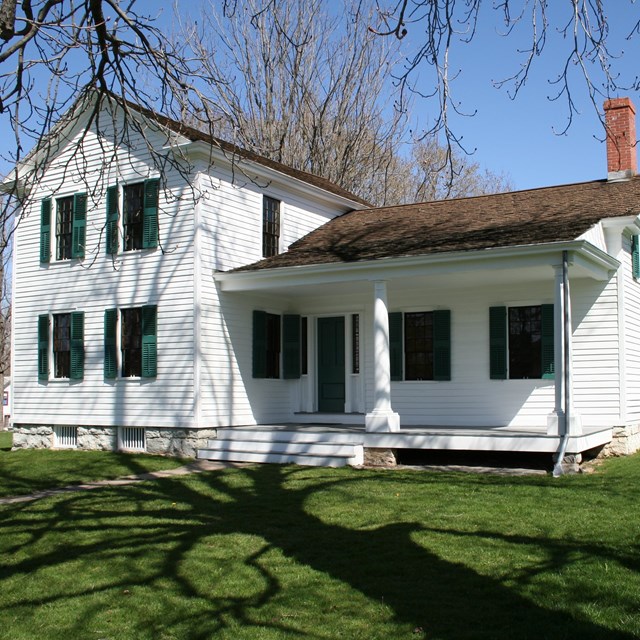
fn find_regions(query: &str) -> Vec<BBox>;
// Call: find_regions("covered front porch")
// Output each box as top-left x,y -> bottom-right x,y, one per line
213,240 -> 621,465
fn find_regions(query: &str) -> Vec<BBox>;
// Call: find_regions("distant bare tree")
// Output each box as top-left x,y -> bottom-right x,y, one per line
405,138 -> 513,203
182,0 -> 409,205
181,0 -> 511,205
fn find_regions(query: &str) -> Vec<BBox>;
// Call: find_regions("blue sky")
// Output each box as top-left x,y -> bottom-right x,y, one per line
391,2 -> 640,190
3,1 -> 639,193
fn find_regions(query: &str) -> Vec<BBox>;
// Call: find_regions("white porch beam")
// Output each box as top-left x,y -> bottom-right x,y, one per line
365,281 -> 400,433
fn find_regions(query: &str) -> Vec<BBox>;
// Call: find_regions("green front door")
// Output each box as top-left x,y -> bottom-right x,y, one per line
317,316 -> 345,413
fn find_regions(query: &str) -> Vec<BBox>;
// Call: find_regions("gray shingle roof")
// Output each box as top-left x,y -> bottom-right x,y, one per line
235,177 -> 640,272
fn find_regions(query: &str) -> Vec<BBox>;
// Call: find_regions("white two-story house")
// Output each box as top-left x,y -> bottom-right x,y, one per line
7,92 -> 640,469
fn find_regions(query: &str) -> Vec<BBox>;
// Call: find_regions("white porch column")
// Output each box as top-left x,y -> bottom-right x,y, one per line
366,281 -> 400,432
547,260 -> 582,435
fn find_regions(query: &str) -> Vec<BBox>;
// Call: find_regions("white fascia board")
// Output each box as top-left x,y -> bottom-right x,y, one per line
215,240 -> 619,292
176,140 -> 368,211
1,92 -> 97,194
601,215 -> 640,235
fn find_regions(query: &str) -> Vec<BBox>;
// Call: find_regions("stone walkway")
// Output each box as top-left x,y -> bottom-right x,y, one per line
0,459 -> 238,505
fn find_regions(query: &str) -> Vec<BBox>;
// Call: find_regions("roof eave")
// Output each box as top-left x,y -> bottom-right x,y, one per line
174,139 -> 369,210
214,240 -> 619,292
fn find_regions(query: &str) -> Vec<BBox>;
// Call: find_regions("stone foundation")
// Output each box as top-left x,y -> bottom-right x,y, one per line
11,424 -> 218,458
364,447 -> 397,467
602,423 -> 640,457
145,428 -> 217,458
11,425 -> 54,449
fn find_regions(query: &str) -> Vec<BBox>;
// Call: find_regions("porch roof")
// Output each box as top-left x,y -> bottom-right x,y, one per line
235,177 -> 640,272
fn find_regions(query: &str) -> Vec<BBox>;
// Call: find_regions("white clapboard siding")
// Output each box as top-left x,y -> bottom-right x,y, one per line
622,233 -> 640,421
225,270 -> 622,430
195,164 -> 354,427
12,107 -> 196,429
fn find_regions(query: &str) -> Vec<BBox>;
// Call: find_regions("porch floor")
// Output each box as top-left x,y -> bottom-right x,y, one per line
226,423 -> 613,455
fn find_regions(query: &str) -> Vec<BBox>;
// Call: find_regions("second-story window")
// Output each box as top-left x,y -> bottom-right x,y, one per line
263,196 -> 280,258
56,196 -> 74,260
124,182 -> 145,251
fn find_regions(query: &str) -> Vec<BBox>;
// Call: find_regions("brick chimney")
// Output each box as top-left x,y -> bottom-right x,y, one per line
604,97 -> 637,181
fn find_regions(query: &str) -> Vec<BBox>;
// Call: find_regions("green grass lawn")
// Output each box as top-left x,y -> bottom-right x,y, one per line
1,452 -> 639,639
0,430 -> 11,450
0,438 -> 184,498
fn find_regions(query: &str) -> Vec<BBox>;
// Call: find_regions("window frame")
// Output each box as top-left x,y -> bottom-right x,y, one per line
38,311 -> 84,381
490,304 -> 554,380
108,179 -> 159,255
253,310 -> 282,379
55,196 -> 74,261
104,305 -> 158,379
351,314 -> 360,375
53,313 -> 72,379
389,309 -> 451,382
262,195 -> 281,258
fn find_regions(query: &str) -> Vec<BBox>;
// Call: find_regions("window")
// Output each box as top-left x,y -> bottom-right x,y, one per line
38,312 -> 84,381
509,306 -> 542,379
265,313 -> 281,378
121,179 -> 159,252
40,193 -> 86,262
53,313 -> 71,378
352,314 -> 360,374
490,305 -> 554,380
301,316 -> 308,375
262,196 -> 280,257
253,310 -> 282,378
389,310 -> 451,381
121,307 -> 143,377
104,306 -> 157,378
56,196 -> 74,260
405,312 -> 434,380
632,235 -> 640,279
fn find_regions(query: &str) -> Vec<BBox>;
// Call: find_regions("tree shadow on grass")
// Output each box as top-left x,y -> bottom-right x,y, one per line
1,464 -> 638,639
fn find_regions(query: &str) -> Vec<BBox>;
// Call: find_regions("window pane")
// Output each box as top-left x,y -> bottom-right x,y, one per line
404,312 -> 433,380
352,314 -> 360,374
262,196 -> 280,258
121,307 -> 143,377
53,313 -> 71,378
509,306 -> 542,379
124,183 -> 145,251
265,312 -> 280,378
301,316 -> 308,375
56,196 -> 74,260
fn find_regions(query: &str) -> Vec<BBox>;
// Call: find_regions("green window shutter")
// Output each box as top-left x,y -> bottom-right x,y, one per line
38,314 -> 49,381
282,314 -> 301,379
433,309 -> 451,381
632,235 -> 640,279
104,308 -> 118,379
70,311 -> 84,380
106,186 -> 119,255
489,306 -> 507,380
40,199 -> 51,263
71,192 -> 87,258
541,303 -> 555,379
389,311 -> 403,381
142,178 -> 159,249
253,310 -> 267,378
141,305 -> 157,378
